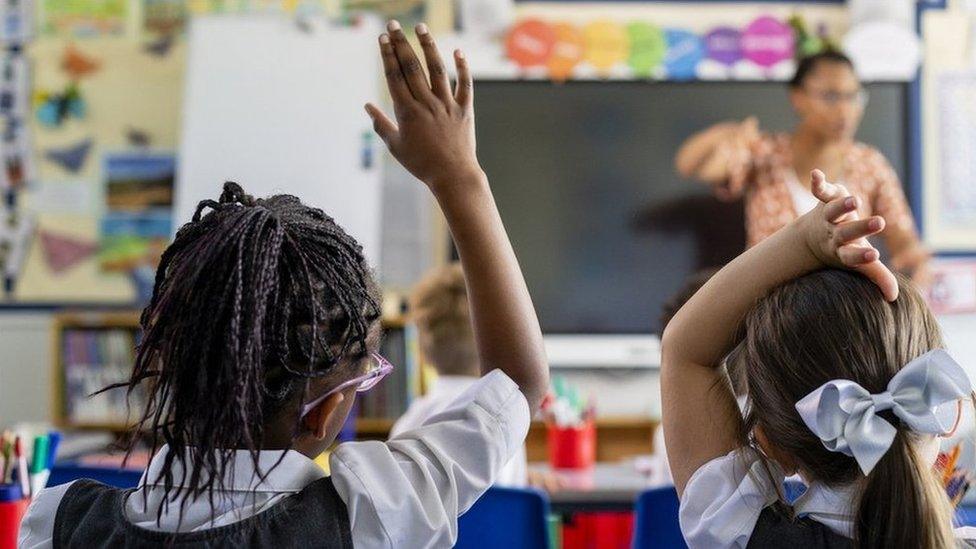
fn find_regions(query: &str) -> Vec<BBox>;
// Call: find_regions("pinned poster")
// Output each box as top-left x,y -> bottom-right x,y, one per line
741,16 -> 795,69
627,22 -> 665,78
547,23 -> 584,81
664,29 -> 704,81
506,19 -> 555,68
582,20 -> 628,75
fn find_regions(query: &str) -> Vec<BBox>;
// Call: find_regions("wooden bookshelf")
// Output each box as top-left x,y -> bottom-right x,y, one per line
51,311 -> 142,431
51,311 -> 417,433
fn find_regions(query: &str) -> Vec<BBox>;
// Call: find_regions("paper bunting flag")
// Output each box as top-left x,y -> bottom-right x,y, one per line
39,230 -> 97,274
44,138 -> 93,173
61,46 -> 101,79
144,34 -> 175,57
126,127 -> 152,148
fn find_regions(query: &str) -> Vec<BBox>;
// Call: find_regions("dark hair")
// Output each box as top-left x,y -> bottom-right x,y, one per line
409,262 -> 478,376
114,182 -> 382,519
734,270 -> 955,548
789,50 -> 855,89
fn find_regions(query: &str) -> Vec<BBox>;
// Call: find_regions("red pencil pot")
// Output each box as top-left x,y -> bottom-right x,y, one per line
547,420 -> 596,470
0,485 -> 28,549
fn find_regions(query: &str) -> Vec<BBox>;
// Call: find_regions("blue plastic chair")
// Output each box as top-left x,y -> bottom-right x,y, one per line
632,481 -> 808,549
48,464 -> 144,489
455,486 -> 551,549
632,486 -> 686,549
957,504 -> 976,527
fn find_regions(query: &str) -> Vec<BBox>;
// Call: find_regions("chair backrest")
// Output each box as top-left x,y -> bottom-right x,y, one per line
48,464 -> 143,489
455,486 -> 551,549
632,486 -> 687,549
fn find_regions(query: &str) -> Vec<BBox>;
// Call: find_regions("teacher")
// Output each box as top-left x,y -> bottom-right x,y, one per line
674,50 -> 929,278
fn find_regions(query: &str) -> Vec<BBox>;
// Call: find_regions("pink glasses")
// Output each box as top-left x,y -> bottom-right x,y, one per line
300,353 -> 394,418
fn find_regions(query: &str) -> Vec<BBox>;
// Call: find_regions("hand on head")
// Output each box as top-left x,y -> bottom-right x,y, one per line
802,169 -> 899,301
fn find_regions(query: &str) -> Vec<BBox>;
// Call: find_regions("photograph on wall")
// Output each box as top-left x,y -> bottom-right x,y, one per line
98,152 -> 174,273
39,0 -> 127,37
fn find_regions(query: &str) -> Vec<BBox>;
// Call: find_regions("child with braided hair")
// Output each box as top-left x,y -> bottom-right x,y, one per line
20,21 -> 547,548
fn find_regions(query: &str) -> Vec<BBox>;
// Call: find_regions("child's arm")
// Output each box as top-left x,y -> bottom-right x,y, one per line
661,170 -> 898,495
365,22 -> 548,413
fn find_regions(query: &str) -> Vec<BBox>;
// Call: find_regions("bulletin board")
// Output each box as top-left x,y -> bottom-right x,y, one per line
0,0 -> 449,306
17,36 -> 185,304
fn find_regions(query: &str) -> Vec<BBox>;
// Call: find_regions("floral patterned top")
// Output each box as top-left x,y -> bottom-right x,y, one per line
724,133 -> 917,248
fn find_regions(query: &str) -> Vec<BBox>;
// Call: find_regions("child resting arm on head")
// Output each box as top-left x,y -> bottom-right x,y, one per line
19,22 -> 547,549
662,170 -> 974,548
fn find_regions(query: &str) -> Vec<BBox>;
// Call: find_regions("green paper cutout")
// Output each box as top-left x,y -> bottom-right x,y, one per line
627,22 -> 666,78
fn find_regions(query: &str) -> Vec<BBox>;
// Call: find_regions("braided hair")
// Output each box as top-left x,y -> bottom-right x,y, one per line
116,182 -> 381,518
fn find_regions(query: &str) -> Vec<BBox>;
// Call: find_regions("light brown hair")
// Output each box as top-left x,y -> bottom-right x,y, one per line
732,269 -> 956,549
409,262 -> 479,376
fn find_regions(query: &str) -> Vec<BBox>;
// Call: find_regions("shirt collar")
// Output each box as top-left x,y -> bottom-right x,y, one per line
793,480 -> 858,539
140,445 -> 326,494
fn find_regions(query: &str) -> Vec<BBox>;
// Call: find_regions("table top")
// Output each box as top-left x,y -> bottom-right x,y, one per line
529,459 -> 666,513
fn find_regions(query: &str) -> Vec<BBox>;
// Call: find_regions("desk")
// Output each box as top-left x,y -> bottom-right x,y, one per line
530,461 -> 661,514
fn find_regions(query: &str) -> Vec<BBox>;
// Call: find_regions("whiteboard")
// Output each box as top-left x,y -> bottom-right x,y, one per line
177,15 -> 383,266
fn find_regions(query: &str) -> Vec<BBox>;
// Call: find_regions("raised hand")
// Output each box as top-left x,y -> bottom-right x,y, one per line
365,21 -> 481,195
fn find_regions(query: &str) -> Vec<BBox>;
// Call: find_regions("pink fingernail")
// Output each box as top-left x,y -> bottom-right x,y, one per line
869,218 -> 882,230
387,20 -> 401,31
379,33 -> 390,44
455,49 -> 465,59
845,197 -> 856,208
416,23 -> 429,35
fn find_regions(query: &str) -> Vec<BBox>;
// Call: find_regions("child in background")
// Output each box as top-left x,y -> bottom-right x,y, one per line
662,170 -> 975,547
392,262 -> 528,487
20,22 -> 548,548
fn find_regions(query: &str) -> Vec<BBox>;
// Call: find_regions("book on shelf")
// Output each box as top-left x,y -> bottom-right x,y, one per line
61,328 -> 144,426
357,324 -> 420,422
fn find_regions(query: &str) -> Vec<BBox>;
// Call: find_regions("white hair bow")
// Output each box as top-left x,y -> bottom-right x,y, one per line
795,349 -> 972,475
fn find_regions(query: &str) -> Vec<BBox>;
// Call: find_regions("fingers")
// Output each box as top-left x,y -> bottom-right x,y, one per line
379,33 -> 413,107
415,24 -> 452,102
364,103 -> 398,143
837,244 -> 879,266
454,49 -> 473,108
810,169 -> 850,203
387,20 -> 436,106
822,195 -> 859,223
855,260 -> 900,302
834,216 -> 885,244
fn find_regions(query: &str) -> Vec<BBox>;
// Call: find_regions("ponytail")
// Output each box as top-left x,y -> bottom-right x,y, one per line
854,432 -> 955,549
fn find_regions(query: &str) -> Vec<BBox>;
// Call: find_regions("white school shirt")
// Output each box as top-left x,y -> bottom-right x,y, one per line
19,369 -> 530,549
391,375 -> 528,487
679,447 -> 976,548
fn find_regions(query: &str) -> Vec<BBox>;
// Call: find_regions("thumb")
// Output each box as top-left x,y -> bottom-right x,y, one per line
365,103 -> 399,145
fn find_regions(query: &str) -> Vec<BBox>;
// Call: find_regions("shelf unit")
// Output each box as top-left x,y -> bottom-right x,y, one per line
51,311 -> 416,434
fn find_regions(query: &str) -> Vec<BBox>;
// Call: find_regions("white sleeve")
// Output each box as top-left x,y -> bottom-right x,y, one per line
678,448 -> 782,549
329,369 -> 531,549
17,481 -> 75,549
